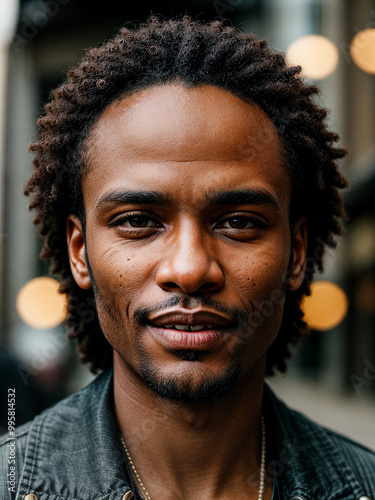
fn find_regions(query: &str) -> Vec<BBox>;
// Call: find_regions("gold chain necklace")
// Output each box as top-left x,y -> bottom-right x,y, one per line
121,414 -> 267,500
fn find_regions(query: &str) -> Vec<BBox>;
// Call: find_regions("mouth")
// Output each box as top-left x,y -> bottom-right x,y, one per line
152,323 -> 216,331
146,322 -> 233,350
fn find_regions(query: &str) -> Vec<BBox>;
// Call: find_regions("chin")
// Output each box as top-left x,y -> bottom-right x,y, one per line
139,353 -> 242,403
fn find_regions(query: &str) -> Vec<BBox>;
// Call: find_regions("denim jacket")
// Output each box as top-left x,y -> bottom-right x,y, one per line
1,367 -> 374,500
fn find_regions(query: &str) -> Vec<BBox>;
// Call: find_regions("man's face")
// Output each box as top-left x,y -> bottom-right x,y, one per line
67,83 -> 306,402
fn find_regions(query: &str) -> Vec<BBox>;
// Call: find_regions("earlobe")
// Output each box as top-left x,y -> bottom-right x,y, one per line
288,216 -> 308,292
66,214 -> 92,290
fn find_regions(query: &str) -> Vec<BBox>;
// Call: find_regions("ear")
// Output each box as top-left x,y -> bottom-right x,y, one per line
66,214 -> 92,290
288,216 -> 308,292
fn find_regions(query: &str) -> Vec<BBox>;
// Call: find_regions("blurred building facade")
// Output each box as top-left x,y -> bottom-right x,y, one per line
0,0 -> 374,414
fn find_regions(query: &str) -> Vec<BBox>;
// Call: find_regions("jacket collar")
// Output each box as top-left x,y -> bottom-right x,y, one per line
18,368 -> 364,500
263,383 -> 364,500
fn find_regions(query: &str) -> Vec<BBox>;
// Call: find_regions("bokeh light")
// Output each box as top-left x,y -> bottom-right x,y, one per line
301,281 -> 348,331
287,34 -> 339,79
350,28 -> 375,74
16,277 -> 67,330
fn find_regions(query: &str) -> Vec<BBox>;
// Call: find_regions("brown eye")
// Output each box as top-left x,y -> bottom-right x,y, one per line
220,216 -> 256,229
108,212 -> 161,230
227,217 -> 250,229
128,216 -> 150,227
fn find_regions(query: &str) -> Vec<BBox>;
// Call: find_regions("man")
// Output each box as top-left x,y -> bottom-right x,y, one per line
1,16 -> 374,500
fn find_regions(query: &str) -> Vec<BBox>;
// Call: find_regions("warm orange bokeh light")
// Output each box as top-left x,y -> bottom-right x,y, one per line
16,277 -> 67,330
350,28 -> 375,74
301,281 -> 348,331
287,34 -> 339,79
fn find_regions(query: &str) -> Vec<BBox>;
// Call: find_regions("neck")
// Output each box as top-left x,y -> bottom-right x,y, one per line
113,353 -> 272,500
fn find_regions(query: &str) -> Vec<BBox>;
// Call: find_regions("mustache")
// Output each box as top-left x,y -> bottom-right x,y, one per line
133,295 -> 250,326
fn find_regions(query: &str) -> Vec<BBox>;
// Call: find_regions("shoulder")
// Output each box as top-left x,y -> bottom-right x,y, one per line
289,402 -> 375,461
325,427 -> 375,480
309,420 -> 375,496
0,418 -> 33,452
0,368 -> 108,455
264,383 -> 375,497
286,398 -> 375,465
0,421 -> 32,499
0,369 -> 113,498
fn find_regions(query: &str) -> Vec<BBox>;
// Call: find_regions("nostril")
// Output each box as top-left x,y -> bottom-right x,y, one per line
164,282 -> 179,289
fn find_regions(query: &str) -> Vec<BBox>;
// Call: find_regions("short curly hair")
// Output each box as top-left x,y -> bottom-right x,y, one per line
25,15 -> 348,375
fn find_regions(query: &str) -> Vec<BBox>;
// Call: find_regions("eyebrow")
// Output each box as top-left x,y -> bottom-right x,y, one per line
204,189 -> 280,212
95,187 -> 280,214
95,190 -> 173,216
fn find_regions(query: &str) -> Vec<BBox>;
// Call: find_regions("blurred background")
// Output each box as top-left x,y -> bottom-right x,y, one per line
0,0 -> 374,445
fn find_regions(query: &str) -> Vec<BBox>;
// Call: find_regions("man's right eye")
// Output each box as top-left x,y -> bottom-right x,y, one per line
108,213 -> 161,229
125,215 -> 153,227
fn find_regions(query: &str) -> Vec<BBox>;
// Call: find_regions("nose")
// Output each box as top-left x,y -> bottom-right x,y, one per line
155,221 -> 225,294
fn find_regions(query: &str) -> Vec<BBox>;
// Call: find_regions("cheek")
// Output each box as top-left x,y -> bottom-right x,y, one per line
227,240 -> 290,300
226,243 -> 290,352
87,243 -> 158,355
250,252 -> 290,326
89,241 -> 155,299
252,253 -> 289,296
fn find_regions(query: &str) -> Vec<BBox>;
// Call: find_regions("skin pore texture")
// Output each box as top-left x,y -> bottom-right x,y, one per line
67,83 -> 307,500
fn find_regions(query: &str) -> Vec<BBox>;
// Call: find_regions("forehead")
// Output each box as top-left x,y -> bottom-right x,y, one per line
86,83 -> 286,164
82,83 -> 290,211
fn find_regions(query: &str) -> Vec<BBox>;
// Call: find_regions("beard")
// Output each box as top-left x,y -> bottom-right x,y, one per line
137,342 -> 242,404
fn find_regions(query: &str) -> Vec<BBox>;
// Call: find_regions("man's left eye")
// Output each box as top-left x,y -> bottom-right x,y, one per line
218,216 -> 261,229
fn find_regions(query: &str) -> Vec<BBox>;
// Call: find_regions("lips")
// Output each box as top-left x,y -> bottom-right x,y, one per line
160,324 -> 214,331
148,309 -> 233,328
146,309 -> 235,350
146,324 -> 227,349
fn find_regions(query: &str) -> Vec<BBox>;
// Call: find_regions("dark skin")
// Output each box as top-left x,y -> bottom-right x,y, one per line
67,84 -> 307,500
